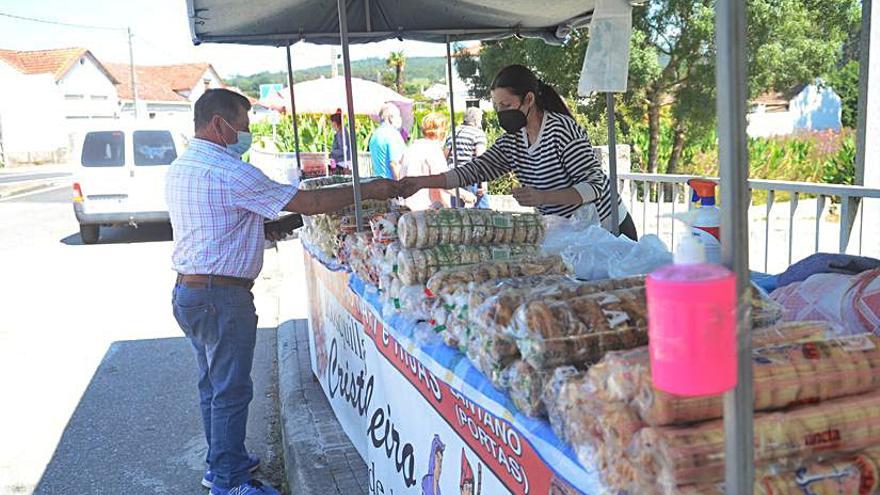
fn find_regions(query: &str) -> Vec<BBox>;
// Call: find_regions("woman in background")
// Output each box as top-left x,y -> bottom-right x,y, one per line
400,112 -> 474,210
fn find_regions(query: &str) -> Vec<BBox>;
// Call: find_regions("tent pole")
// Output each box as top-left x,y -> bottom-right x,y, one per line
286,41 -> 302,170
445,37 -> 461,206
715,0 -> 754,494
337,0 -> 364,231
365,0 -> 371,32
605,93 -> 620,235
855,0 -> 872,186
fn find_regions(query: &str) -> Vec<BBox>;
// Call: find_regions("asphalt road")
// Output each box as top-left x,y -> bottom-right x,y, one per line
0,187 -> 287,494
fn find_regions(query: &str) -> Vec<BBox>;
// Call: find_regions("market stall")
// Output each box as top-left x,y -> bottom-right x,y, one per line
293,186 -> 880,494
182,0 -> 880,493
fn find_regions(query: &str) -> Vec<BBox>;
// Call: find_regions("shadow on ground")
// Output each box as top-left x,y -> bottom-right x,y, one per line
34,328 -> 285,495
60,222 -> 173,246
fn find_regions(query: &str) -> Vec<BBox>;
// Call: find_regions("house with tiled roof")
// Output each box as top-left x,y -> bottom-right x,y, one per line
0,47 -> 120,164
0,47 -> 120,122
747,81 -> 843,138
104,62 -> 224,121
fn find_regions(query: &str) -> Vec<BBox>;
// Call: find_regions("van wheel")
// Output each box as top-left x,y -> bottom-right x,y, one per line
79,224 -> 100,244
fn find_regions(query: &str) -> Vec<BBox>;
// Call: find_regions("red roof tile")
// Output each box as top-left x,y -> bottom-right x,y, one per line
105,63 -> 223,102
0,47 -> 116,82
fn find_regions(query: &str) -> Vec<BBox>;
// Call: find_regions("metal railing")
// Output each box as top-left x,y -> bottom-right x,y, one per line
618,172 -> 880,272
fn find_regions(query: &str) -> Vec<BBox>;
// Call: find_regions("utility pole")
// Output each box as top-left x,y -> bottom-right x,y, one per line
127,27 -> 139,119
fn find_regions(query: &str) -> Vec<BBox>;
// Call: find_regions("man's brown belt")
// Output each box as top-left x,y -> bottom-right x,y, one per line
176,274 -> 254,289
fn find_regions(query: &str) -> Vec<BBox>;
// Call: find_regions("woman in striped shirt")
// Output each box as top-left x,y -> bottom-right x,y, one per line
400,64 -> 637,240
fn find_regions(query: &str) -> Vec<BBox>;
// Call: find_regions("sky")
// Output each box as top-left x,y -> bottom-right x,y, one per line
0,0 -> 463,77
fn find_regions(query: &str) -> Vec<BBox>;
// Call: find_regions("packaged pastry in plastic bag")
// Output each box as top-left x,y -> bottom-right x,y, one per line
425,255 -> 569,297
629,390 -> 880,488
466,336 -> 512,389
542,366 -> 586,442
547,374 -> 643,474
504,360 -> 551,417
628,448 -> 880,494
586,329 -> 880,427
396,244 -> 540,285
397,209 -> 544,249
370,209 -> 409,244
511,288 -> 649,369
396,285 -> 433,321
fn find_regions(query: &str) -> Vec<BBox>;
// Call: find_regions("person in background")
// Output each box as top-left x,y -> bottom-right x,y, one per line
400,112 -> 475,210
400,65 -> 637,240
445,107 -> 489,209
368,103 -> 407,179
395,112 -> 411,143
328,109 -> 351,172
166,89 -> 402,495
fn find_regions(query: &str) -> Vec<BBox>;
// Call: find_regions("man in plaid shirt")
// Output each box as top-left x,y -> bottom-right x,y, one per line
167,89 -> 400,495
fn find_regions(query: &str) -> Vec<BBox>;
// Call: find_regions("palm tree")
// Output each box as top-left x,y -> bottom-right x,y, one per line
386,51 -> 406,94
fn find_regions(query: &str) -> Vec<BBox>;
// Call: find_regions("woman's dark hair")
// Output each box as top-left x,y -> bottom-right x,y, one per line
330,110 -> 342,125
490,64 -> 572,118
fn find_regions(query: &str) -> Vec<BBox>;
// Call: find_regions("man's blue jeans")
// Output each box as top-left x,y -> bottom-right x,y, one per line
172,283 -> 257,489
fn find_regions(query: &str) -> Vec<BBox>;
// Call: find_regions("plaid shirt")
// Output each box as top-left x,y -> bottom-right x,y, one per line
166,138 -> 297,280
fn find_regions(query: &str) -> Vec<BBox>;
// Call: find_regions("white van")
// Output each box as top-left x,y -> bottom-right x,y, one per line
71,124 -> 187,244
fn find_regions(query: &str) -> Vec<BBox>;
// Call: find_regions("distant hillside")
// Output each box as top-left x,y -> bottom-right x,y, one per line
226,56 -> 447,98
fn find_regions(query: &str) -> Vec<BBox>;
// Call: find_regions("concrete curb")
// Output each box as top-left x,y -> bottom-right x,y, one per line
276,321 -> 368,495
274,239 -> 367,494
0,178 -> 67,199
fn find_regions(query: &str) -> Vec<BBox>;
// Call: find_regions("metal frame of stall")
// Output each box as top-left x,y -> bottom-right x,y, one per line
186,0 -> 878,491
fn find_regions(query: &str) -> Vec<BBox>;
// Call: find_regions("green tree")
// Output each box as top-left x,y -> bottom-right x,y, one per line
386,51 -> 407,94
826,60 -> 860,129
457,0 -> 860,175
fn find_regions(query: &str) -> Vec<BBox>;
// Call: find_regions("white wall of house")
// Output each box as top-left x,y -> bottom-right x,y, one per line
747,84 -> 842,138
183,68 -> 224,103
747,108 -> 795,138
790,84 -> 842,133
0,63 -> 68,164
57,55 -> 119,121
57,55 -> 121,151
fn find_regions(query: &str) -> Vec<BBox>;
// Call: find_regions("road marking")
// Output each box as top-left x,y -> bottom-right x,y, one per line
0,183 -> 69,202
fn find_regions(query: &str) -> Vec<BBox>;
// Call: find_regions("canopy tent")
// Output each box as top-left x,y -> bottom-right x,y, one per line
187,0 -> 600,45
184,1 -> 756,492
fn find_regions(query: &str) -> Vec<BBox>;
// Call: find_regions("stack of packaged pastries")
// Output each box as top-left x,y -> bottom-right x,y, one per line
541,320 -> 880,494
298,176 -> 398,262
373,209 -> 551,316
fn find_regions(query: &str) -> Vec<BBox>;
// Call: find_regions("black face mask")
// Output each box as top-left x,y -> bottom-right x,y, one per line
497,103 -> 529,134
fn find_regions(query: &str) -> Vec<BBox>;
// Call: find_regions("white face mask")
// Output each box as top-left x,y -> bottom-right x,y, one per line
220,118 -> 252,158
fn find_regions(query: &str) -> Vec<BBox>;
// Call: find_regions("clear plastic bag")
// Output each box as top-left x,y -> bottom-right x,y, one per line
510,288 -> 649,370
504,360 -> 551,417
541,205 -> 601,256
629,390 -> 880,489
425,255 -> 569,298
607,234 -> 673,279
396,244 -> 540,285
398,209 -> 545,249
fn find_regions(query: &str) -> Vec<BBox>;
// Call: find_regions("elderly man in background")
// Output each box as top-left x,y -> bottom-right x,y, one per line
368,102 -> 407,179
445,107 -> 489,208
166,88 -> 401,495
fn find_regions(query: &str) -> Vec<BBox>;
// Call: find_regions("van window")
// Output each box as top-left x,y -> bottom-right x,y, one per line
134,130 -> 177,166
82,131 -> 125,167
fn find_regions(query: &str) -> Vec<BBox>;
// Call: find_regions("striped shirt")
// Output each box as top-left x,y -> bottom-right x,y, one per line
165,138 -> 298,280
449,112 -> 625,224
445,124 -> 487,167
